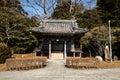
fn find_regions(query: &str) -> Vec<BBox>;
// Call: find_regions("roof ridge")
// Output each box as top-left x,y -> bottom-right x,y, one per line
42,19 -> 75,22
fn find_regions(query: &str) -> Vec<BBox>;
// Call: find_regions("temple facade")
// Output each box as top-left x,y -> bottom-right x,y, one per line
30,19 -> 87,59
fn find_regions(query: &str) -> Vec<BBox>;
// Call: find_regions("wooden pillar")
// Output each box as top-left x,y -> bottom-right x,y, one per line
80,45 -> 82,58
49,40 -> 51,59
73,52 -> 75,57
64,40 -> 67,59
71,39 -> 75,57
79,52 -> 81,58
71,39 -> 75,52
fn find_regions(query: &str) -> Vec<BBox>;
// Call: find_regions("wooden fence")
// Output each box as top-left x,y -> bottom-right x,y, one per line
66,57 -> 100,69
6,57 -> 47,70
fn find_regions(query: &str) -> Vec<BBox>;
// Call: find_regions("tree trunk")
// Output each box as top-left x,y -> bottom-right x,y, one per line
43,0 -> 47,15
88,49 -> 91,57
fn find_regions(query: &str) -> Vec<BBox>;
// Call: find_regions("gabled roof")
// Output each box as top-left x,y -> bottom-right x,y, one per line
30,19 -> 87,35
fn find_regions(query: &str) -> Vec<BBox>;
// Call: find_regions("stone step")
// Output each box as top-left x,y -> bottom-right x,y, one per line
51,52 -> 64,60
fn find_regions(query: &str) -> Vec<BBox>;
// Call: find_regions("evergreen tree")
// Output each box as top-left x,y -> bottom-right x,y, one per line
0,43 -> 11,63
0,0 -> 38,54
76,9 -> 102,29
51,0 -> 72,19
0,0 -> 27,15
97,0 -> 120,59
97,0 -> 120,27
51,0 -> 101,29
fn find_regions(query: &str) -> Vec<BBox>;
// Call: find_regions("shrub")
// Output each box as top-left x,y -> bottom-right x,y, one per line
66,57 -> 100,69
6,57 -> 47,70
12,46 -> 25,54
0,43 -> 11,64
9,35 -> 37,54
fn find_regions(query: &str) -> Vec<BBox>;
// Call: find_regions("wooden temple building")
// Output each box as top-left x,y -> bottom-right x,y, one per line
30,19 -> 87,59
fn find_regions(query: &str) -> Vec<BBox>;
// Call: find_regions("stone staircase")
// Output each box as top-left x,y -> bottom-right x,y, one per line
51,52 -> 64,60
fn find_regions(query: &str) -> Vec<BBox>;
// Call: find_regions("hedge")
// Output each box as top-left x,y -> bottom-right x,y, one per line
6,57 -> 47,70
66,57 -> 100,69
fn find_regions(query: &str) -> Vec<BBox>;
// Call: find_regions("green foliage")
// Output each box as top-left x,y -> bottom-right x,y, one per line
12,47 -> 26,54
51,0 -> 72,19
9,35 -> 37,54
51,1 -> 101,29
0,1 -> 39,54
112,41 -> 120,59
27,16 -> 39,27
112,29 -> 120,59
0,43 -> 11,63
0,7 -> 28,45
51,0 -> 84,19
76,9 -> 102,28
0,0 -> 27,15
97,0 -> 120,27
81,26 -> 109,57
97,0 -> 120,58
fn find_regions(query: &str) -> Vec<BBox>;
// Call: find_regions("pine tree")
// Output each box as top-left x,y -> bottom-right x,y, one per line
97,0 -> 120,27
0,0 -> 38,54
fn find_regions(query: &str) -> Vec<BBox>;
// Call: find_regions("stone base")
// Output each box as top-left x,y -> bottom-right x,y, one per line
51,52 -> 64,60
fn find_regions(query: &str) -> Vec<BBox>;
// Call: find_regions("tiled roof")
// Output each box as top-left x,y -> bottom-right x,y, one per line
30,20 -> 87,35
42,21 -> 73,33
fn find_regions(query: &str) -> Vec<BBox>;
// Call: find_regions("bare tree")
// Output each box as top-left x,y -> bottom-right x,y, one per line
72,0 -> 84,15
24,0 -> 57,19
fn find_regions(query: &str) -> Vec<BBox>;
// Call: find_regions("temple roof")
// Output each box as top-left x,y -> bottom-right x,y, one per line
30,19 -> 87,35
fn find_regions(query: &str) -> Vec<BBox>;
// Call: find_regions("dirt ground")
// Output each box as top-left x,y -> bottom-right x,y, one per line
98,60 -> 120,68
0,53 -> 120,71
1,60 -> 120,80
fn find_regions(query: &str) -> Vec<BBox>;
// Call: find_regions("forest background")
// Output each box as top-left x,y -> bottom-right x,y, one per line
0,0 -> 120,63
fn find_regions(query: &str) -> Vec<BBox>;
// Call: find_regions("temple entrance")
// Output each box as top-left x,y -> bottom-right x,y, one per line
31,19 -> 88,60
51,40 -> 64,59
52,40 -> 64,52
51,52 -> 64,60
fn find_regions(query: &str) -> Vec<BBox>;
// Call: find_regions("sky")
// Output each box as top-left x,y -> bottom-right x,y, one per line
83,0 -> 97,9
20,0 -> 97,18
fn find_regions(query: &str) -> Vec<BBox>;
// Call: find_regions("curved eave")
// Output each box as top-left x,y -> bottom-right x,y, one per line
31,31 -> 74,36
30,28 -> 88,33
30,27 -> 88,36
74,27 -> 88,33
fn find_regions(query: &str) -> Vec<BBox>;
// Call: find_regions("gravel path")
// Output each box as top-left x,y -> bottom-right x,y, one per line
0,60 -> 120,80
